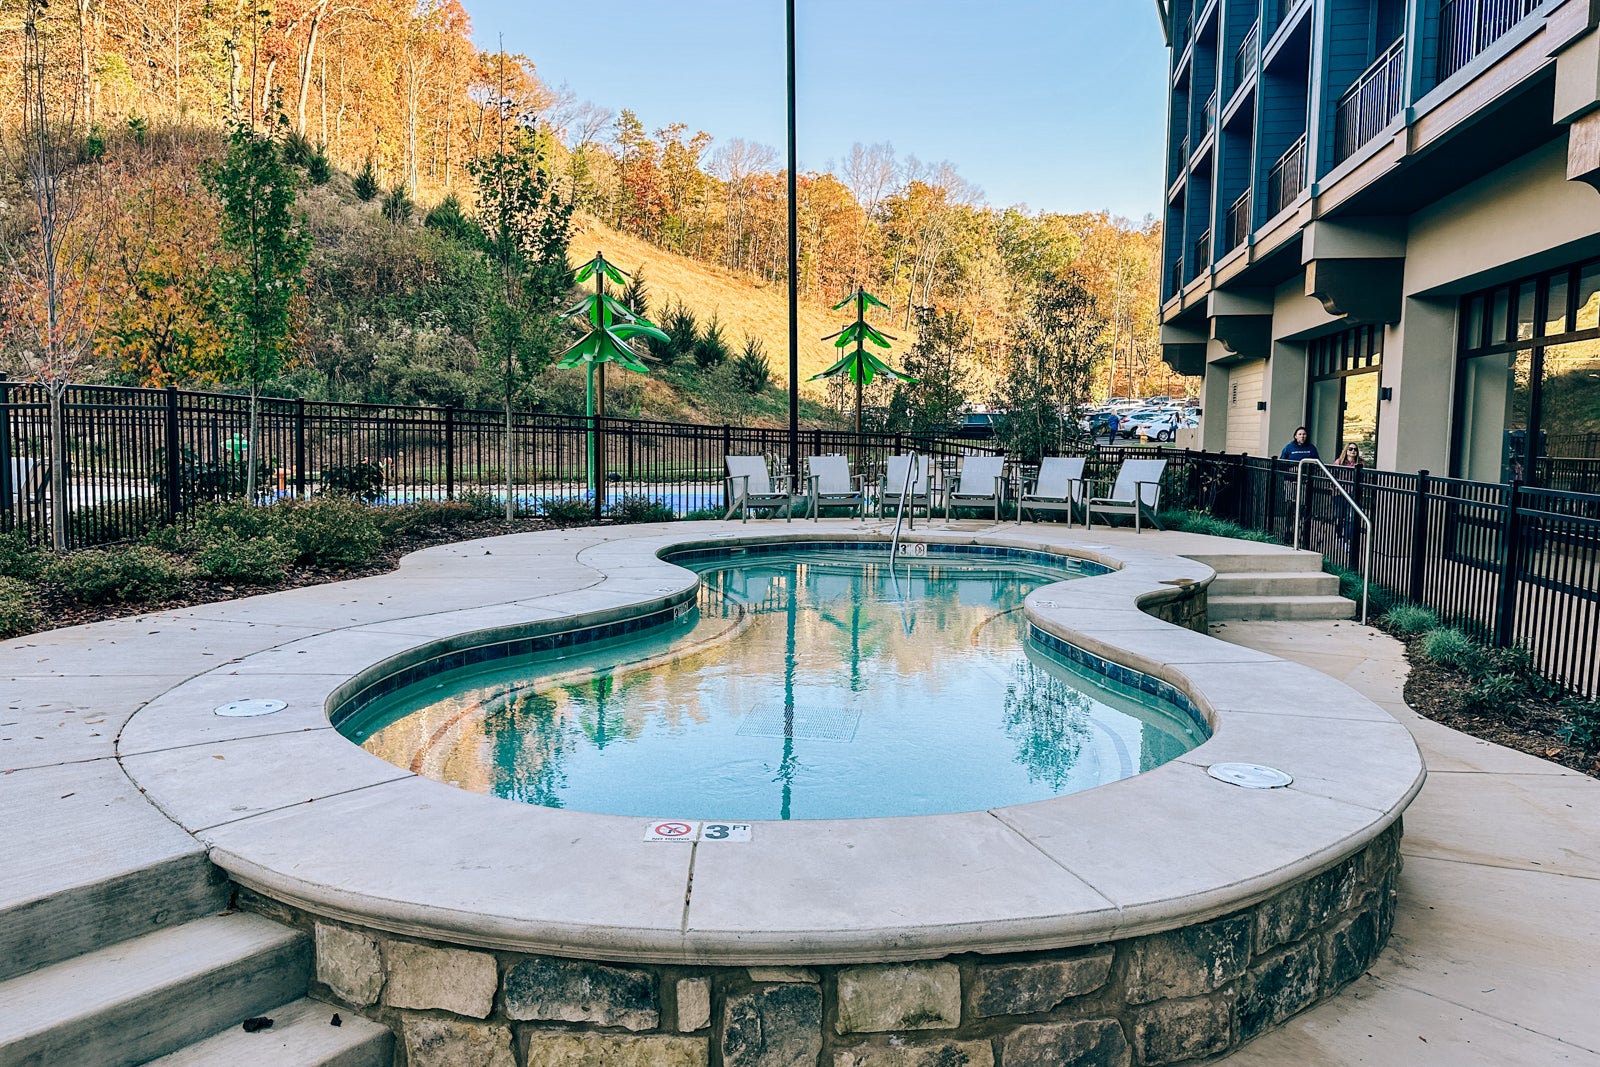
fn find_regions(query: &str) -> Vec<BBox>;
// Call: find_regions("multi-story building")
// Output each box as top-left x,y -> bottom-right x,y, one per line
1158,0 -> 1600,489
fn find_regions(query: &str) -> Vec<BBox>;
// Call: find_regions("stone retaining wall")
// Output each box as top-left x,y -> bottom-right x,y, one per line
239,820 -> 1399,1067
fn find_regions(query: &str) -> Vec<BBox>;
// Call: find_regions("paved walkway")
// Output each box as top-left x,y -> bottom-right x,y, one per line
1210,619 -> 1600,1065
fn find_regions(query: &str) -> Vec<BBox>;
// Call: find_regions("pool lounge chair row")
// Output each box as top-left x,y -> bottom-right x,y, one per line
724,454 -> 1166,530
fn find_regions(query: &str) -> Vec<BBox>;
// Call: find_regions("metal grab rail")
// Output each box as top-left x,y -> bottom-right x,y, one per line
889,454 -> 922,563
1293,457 -> 1372,623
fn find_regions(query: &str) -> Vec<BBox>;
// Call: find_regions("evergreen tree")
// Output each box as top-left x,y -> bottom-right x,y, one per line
731,335 -> 770,393
993,272 -> 1107,463
889,305 -> 970,435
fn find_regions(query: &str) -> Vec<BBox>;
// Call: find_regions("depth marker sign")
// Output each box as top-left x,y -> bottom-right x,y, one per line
643,821 -> 752,842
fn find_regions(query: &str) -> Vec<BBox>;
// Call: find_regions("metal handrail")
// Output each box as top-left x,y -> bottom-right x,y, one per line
1293,457 -> 1371,623
889,454 -> 922,563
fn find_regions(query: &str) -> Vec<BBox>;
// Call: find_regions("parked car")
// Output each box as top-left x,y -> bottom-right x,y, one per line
953,411 -> 1001,441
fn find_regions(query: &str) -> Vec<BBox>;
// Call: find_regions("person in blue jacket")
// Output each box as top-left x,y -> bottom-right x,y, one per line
1280,426 -> 1319,463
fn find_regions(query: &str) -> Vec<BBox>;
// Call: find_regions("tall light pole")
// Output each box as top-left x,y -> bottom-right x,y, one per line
786,0 -> 800,485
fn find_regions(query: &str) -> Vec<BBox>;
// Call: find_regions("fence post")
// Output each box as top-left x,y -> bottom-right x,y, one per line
1265,455 -> 1279,535
293,398 -> 307,499
163,386 -> 183,523
1409,469 -> 1430,604
593,414 -> 605,522
0,374 -> 11,526
444,405 -> 456,500
1494,479 -> 1522,647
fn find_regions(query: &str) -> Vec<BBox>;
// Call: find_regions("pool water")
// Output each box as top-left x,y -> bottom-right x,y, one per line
341,547 -> 1207,820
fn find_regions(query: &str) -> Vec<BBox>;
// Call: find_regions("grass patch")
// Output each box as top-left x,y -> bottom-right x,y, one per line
1380,603 -> 1439,636
1156,510 -> 1279,543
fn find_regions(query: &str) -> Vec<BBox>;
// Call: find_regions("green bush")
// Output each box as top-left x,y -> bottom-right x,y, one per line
275,498 -> 385,568
652,300 -> 698,365
51,546 -> 188,604
318,461 -> 387,503
0,576 -> 41,637
0,532 -> 46,580
353,158 -> 380,201
1381,603 -> 1439,636
1421,627 -> 1480,672
67,500 -> 165,546
193,535 -> 298,584
606,495 -> 676,524
455,491 -> 503,521
1558,698 -> 1600,756
682,507 -> 723,522
731,336 -> 771,393
1464,672 -> 1526,717
539,497 -> 594,527
1156,510 -> 1278,543
373,501 -> 476,537
694,312 -> 729,369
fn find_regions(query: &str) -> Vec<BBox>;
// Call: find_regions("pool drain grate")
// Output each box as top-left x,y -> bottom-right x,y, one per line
737,704 -> 861,743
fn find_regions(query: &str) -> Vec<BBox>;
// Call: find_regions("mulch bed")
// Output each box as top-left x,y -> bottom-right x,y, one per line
1400,635 -> 1600,779
33,516 -> 558,632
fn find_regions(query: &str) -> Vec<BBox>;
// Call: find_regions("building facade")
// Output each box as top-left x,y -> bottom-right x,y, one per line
1158,0 -> 1600,490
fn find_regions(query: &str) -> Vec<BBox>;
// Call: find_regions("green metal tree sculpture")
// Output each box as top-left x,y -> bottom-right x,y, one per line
812,286 -> 916,433
557,252 -> 669,504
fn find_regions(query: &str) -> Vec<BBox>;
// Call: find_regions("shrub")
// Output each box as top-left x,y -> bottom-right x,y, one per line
68,500 -> 165,546
1421,627 -> 1480,672
318,461 -> 387,503
373,501 -> 476,537
1464,672 -> 1526,717
1558,698 -> 1600,756
1381,603 -> 1439,637
539,497 -> 594,527
694,312 -> 729,369
275,498 -> 385,568
682,507 -> 723,521
455,491 -> 503,521
621,265 -> 649,319
731,336 -> 771,393
151,445 -> 272,507
607,495 -> 676,524
383,184 -> 414,225
0,576 -> 41,638
0,532 -> 46,580
306,146 -> 332,186
193,535 -> 298,584
424,194 -> 482,247
51,546 -> 188,604
652,300 -> 698,365
353,158 -> 380,201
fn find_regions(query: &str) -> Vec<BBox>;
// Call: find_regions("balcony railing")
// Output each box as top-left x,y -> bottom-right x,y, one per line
1194,229 -> 1212,272
1270,0 -> 1297,35
1333,37 -> 1406,165
1169,256 -> 1185,297
1226,190 -> 1253,251
1204,89 -> 1218,132
1232,22 -> 1260,99
1267,134 -> 1307,217
1438,0 -> 1542,82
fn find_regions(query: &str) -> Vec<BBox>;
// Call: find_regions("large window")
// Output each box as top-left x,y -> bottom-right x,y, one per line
1308,325 -> 1383,464
1455,261 -> 1600,491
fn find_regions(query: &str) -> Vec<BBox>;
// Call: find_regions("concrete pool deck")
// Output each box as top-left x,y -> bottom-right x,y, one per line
1,518 -> 1585,1062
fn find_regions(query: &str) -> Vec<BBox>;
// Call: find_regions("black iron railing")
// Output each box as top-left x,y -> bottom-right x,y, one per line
1169,256 -> 1186,296
1193,229 -> 1211,272
1438,0 -> 1543,81
1232,22 -> 1260,99
1267,134 -> 1308,216
1225,190 -> 1252,251
1334,36 -> 1406,164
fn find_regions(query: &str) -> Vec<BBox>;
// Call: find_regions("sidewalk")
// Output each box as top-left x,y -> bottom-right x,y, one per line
1210,620 -> 1600,1065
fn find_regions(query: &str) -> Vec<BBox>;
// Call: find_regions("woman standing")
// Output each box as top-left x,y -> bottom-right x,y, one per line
1334,443 -> 1364,544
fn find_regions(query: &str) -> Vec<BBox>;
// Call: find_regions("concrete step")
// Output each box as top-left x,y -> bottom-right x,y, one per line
1208,594 -> 1358,622
1208,571 -> 1341,598
145,997 -> 393,1067
1181,549 -> 1328,574
0,762 -> 232,983
0,912 -> 311,1067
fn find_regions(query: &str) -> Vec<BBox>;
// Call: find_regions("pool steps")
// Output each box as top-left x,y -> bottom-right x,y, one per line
1183,548 -> 1356,621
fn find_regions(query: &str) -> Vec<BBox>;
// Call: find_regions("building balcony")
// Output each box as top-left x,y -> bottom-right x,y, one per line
1225,190 -> 1252,251
1194,229 -> 1212,273
1267,134 -> 1307,217
1231,22 -> 1260,101
1334,37 -> 1406,165
1169,256 -> 1185,297
1204,89 -> 1218,133
1437,0 -> 1543,82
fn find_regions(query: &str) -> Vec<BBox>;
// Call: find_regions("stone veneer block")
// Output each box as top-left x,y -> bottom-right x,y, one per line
501,956 -> 659,1031
1124,914 -> 1251,1005
1252,857 -> 1354,954
314,922 -> 383,1007
748,967 -> 820,983
382,941 -> 498,1018
722,984 -> 823,1067
677,977 -> 712,1032
519,1032 -> 708,1067
1129,997 -> 1232,1066
836,963 -> 961,1034
1323,887 -> 1390,992
970,950 -> 1115,1017
833,1039 -> 995,1066
402,1017 -> 516,1067
1000,1019 -> 1129,1067
1238,940 -> 1321,1042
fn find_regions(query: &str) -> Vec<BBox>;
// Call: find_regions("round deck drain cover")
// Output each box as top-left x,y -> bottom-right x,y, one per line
214,699 -> 287,718
1207,762 -> 1293,789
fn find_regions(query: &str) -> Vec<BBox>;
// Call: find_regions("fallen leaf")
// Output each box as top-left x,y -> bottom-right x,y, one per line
212,755 -> 226,760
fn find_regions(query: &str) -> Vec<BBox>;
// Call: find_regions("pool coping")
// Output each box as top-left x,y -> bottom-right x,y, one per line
115,522 -> 1426,966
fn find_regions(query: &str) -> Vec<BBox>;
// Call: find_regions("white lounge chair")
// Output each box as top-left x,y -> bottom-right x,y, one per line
1085,458 -> 1167,532
1020,456 -> 1087,524
807,455 -> 865,520
724,455 -> 798,522
6,458 -> 44,512
878,453 -> 935,518
944,455 -> 1007,521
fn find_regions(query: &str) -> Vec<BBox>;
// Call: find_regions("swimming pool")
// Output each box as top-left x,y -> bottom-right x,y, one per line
338,544 -> 1209,820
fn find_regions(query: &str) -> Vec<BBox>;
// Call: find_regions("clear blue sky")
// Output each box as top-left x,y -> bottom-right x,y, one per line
459,1 -> 1170,221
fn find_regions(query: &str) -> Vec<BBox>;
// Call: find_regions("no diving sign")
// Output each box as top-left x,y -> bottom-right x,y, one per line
643,820 -> 752,842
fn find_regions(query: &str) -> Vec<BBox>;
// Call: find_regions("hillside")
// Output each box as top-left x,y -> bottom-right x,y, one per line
566,216 -> 915,420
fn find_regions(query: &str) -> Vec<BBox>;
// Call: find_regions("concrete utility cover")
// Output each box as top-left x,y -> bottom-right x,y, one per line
213,699 -> 288,718
1207,762 -> 1293,789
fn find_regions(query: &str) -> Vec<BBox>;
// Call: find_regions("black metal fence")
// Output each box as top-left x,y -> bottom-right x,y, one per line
0,380 -> 1000,546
